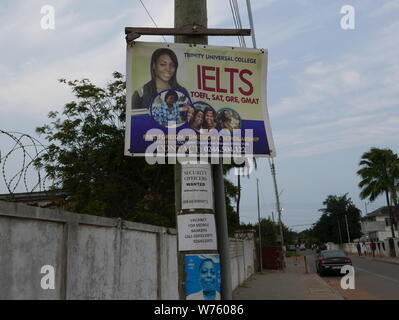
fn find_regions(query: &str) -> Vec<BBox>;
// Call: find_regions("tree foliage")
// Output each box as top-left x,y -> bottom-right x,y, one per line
311,194 -> 362,244
240,219 -> 296,247
357,147 -> 399,236
357,147 -> 399,205
35,72 -> 239,229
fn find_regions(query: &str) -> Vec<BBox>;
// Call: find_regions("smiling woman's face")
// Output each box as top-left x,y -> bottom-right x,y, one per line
153,54 -> 176,83
194,111 -> 204,127
205,111 -> 214,125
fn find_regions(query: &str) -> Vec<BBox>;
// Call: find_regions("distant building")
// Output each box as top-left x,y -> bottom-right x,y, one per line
0,191 -> 68,209
360,206 -> 399,242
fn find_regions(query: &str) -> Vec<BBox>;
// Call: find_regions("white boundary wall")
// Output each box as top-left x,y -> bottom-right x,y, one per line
339,241 -> 399,258
0,201 -> 255,299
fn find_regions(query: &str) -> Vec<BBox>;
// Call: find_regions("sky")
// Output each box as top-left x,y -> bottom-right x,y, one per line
0,0 -> 398,232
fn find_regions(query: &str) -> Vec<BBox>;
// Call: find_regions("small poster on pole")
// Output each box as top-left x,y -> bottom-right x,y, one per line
185,254 -> 221,300
177,214 -> 217,251
181,164 -> 213,210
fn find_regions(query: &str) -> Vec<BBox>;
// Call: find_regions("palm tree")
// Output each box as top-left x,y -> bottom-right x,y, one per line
357,147 -> 399,238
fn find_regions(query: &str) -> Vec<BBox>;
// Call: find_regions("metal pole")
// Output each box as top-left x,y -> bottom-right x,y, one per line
345,214 -> 351,243
257,178 -> 263,272
246,0 -> 257,48
213,164 -> 232,298
304,255 -> 309,274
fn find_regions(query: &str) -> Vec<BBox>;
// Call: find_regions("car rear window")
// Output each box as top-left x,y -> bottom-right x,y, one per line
322,250 -> 346,258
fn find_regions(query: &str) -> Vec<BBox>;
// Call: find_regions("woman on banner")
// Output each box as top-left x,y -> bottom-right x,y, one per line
132,48 -> 190,110
190,109 -> 205,132
203,106 -> 217,130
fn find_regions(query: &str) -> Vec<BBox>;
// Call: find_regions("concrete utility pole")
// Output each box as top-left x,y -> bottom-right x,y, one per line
337,217 -> 343,245
174,0 -> 232,300
269,158 -> 285,266
345,214 -> 351,243
257,178 -> 263,272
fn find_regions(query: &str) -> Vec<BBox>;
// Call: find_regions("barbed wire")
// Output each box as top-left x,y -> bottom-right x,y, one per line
0,130 -> 53,196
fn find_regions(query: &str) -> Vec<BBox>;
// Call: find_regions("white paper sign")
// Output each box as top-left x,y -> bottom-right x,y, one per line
178,214 -> 218,251
181,164 -> 213,210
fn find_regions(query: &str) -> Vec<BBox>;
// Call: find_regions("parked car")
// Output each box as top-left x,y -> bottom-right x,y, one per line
315,250 -> 352,276
299,244 -> 306,251
288,245 -> 296,251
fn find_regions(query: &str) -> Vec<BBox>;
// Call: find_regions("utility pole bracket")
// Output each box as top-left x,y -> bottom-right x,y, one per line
125,25 -> 251,43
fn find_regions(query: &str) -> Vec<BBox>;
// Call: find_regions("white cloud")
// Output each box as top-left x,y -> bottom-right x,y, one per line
341,71 -> 360,86
270,17 -> 399,158
208,0 -> 276,28
0,34 -> 124,116
0,0 -> 173,117
269,59 -> 289,71
371,0 -> 399,16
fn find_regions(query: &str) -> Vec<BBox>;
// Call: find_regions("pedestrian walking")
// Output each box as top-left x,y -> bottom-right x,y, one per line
356,242 -> 362,256
370,241 -> 376,257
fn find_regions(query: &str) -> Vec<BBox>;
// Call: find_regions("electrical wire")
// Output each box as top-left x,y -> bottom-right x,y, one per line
229,0 -> 241,46
229,0 -> 246,47
139,0 -> 167,43
233,0 -> 246,47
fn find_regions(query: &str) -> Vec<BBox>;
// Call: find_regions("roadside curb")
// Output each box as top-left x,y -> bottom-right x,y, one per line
310,273 -> 345,300
351,254 -> 399,266
372,258 -> 399,266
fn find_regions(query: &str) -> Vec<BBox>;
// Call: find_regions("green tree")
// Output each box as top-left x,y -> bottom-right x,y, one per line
311,194 -> 362,244
222,160 -> 255,226
282,225 -> 297,246
357,147 -> 399,238
297,229 -> 318,247
240,219 -> 296,247
35,72 -> 238,229
223,176 -> 240,236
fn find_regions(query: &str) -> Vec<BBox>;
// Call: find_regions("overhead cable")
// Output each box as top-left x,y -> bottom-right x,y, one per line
229,0 -> 245,47
139,0 -> 167,43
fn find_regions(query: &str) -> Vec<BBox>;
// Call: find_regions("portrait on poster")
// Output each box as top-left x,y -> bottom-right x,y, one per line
185,254 -> 221,300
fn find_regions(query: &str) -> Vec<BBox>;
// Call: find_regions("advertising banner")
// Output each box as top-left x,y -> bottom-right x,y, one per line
125,41 -> 275,158
185,254 -> 221,300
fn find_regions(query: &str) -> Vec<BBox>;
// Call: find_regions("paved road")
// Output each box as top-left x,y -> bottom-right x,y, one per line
301,249 -> 399,300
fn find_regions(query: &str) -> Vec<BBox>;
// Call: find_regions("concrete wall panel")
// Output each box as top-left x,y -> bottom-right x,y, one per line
119,230 -> 157,299
72,225 -> 117,299
0,201 -> 254,299
0,216 -> 64,299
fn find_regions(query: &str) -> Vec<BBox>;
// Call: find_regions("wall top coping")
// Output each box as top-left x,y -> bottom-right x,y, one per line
0,200 -> 176,235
